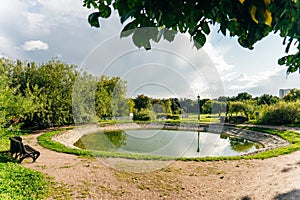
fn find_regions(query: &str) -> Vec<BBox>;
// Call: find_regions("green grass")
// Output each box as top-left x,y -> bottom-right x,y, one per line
0,163 -> 49,200
37,125 -> 300,162
0,130 -> 49,200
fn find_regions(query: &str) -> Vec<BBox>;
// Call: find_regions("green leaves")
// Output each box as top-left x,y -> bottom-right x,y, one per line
88,12 -> 100,28
84,0 -> 300,74
85,0 -> 112,27
120,20 -> 137,38
163,29 -> 176,42
99,4 -> 111,18
193,31 -> 206,49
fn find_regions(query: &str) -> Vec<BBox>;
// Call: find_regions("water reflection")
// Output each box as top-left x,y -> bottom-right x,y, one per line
74,129 -> 262,157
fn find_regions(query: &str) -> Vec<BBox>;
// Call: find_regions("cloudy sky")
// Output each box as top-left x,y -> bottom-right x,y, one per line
0,0 -> 299,99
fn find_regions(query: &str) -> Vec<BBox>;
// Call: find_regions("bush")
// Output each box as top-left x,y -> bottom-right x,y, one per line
226,116 -> 248,124
166,114 -> 181,120
258,101 -> 300,125
133,111 -> 151,121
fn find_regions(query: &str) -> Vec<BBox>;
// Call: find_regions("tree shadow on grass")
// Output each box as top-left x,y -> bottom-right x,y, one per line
273,189 -> 300,200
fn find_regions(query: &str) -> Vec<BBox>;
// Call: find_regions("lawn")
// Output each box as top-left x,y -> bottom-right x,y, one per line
0,130 -> 49,200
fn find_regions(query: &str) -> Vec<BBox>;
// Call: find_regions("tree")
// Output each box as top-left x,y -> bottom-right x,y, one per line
161,98 -> 172,114
232,92 -> 253,101
95,75 -> 128,119
0,73 -> 33,130
202,100 -> 227,116
83,0 -> 300,74
2,59 -> 78,128
257,94 -> 279,105
170,98 -> 181,114
133,94 -> 151,111
228,101 -> 253,118
283,89 -> 300,101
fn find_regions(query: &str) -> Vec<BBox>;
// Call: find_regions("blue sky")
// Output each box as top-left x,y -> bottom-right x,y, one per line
0,0 -> 299,99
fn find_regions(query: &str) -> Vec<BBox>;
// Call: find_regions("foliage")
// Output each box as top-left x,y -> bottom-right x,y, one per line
170,98 -> 181,114
256,94 -> 279,105
228,101 -> 253,118
231,92 -> 253,101
226,116 -> 248,124
133,94 -> 151,112
258,101 -> 300,125
0,58 -> 78,128
202,100 -> 227,116
166,114 -> 181,120
132,109 -> 151,121
72,71 -> 98,124
161,98 -> 172,114
283,88 -> 300,101
0,58 -> 128,128
0,60 -> 34,131
95,75 -> 128,119
83,0 -> 300,74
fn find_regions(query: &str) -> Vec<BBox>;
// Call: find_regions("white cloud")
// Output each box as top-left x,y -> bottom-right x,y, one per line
26,13 -> 48,34
222,66 -> 297,96
21,40 -> 49,51
203,41 -> 234,72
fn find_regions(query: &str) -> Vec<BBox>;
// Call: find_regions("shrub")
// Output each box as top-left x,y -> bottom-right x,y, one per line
133,110 -> 151,121
226,116 -> 248,124
166,114 -> 181,120
258,101 -> 300,125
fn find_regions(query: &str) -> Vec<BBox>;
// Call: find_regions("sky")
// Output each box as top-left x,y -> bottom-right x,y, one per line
0,0 -> 299,99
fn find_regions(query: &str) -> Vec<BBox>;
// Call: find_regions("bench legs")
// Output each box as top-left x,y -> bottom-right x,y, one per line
19,151 -> 41,163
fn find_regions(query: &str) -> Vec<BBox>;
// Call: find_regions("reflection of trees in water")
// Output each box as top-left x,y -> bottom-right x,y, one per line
74,130 -> 126,151
220,134 -> 255,152
104,130 -> 126,147
230,138 -> 254,152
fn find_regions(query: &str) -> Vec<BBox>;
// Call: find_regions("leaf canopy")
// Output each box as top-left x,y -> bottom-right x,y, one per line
83,0 -> 300,74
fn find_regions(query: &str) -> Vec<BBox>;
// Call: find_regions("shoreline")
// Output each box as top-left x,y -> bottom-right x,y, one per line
52,122 -> 290,156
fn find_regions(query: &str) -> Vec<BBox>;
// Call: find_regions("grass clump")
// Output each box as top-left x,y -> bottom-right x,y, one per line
0,130 -> 49,200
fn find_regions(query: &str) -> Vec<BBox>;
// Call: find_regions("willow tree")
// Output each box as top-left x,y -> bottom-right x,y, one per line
83,0 -> 300,74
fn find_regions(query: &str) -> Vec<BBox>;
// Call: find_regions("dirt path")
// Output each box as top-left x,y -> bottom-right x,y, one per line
22,130 -> 300,200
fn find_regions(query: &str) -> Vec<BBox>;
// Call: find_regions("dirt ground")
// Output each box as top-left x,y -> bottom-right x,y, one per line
22,130 -> 300,200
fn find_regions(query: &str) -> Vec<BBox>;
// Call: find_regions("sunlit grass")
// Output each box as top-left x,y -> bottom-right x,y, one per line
0,130 -> 49,200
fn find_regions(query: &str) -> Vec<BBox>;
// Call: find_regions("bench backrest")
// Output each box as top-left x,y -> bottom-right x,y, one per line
9,137 -> 25,154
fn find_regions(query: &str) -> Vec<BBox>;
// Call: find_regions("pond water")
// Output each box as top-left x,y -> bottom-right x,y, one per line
74,129 -> 263,158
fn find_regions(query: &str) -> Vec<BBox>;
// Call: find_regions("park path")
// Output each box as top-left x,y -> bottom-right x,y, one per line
21,127 -> 300,200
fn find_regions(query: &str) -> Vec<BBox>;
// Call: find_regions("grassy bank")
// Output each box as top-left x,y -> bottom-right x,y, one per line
37,126 -> 300,162
0,130 -> 49,200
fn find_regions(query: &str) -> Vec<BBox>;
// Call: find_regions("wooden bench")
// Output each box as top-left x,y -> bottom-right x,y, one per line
9,136 -> 40,163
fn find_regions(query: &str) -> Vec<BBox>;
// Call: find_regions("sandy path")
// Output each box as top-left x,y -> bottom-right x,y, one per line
22,130 -> 300,200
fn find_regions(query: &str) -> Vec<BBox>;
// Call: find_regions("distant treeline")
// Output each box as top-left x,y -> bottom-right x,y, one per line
1,58 -> 299,130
